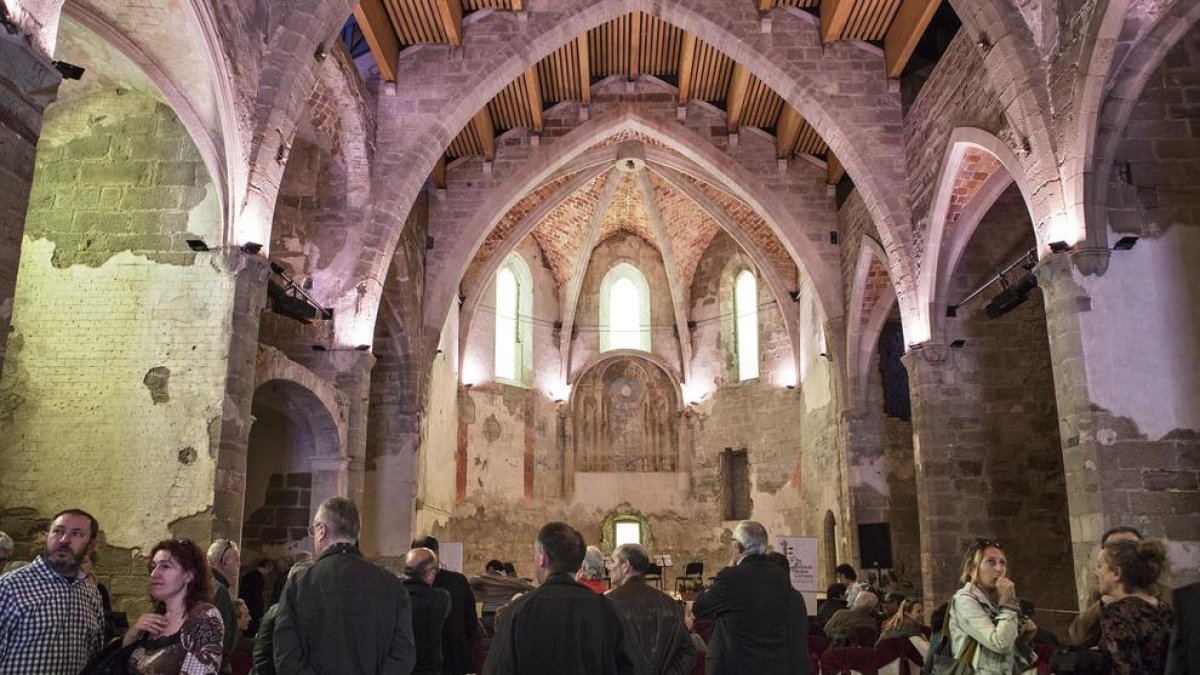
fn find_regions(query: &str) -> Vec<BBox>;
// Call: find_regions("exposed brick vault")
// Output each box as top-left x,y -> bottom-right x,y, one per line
0,0 -> 1197,622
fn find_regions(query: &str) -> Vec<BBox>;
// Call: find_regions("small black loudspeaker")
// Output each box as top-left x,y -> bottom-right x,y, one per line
857,522 -> 894,569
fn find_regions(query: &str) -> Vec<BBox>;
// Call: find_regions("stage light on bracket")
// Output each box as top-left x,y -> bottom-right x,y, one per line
240,242 -> 263,255
788,290 -> 802,302
950,339 -> 967,348
52,61 -> 85,80
1048,240 -> 1071,253
186,239 -> 210,252
1112,236 -> 1139,251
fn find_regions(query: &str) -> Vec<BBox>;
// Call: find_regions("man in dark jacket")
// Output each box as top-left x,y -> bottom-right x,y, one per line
692,520 -> 808,675
404,547 -> 452,675
483,522 -> 637,675
207,538 -> 242,674
605,543 -> 695,675
413,535 -> 481,675
274,497 -> 416,674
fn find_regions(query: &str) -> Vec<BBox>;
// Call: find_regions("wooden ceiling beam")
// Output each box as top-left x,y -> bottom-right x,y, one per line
828,151 -> 846,185
511,0 -> 522,9
473,108 -> 495,160
884,0 -> 941,78
577,34 -> 591,104
629,11 -> 642,79
433,0 -> 463,47
757,0 -> 774,10
352,0 -> 400,82
776,105 -> 803,159
677,32 -> 696,105
820,0 -> 853,43
432,155 -> 447,189
726,62 -> 751,132
523,66 -> 543,132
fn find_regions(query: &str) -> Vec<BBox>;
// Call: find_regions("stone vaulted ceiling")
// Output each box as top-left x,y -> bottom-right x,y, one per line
464,135 -> 799,311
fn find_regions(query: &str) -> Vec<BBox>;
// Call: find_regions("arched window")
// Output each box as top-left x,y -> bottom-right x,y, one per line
735,269 -> 759,381
495,253 -> 533,384
600,263 -> 651,352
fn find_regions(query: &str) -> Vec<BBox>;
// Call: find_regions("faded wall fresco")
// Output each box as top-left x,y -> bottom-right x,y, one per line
573,356 -> 678,472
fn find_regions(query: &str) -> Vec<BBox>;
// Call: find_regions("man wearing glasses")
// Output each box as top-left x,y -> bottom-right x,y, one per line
207,538 -> 242,673
0,508 -> 106,674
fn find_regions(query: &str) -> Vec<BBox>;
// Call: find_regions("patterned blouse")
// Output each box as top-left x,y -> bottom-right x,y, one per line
127,603 -> 224,675
1100,596 -> 1173,675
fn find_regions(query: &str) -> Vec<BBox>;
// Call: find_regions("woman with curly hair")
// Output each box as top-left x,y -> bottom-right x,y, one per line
1097,538 -> 1173,674
123,538 -> 225,674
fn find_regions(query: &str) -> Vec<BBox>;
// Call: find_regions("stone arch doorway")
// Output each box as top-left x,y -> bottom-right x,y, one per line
242,362 -> 344,564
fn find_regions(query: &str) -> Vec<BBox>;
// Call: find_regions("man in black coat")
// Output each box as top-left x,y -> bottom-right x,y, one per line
692,520 -> 809,675
1166,582 -> 1200,675
413,535 -> 482,675
274,497 -> 416,674
404,547 -> 452,675
483,522 -> 637,675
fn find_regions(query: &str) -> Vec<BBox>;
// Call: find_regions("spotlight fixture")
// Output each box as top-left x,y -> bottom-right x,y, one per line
464,383 -> 474,390
355,345 -> 370,351
314,43 -> 327,61
985,273 -> 1038,319
785,384 -> 796,390
950,339 -> 967,348
52,60 -> 85,80
240,242 -> 263,255
1048,240 -> 1071,253
788,290 -> 802,302
185,239 -> 210,252
946,305 -> 958,318
311,345 -> 327,352
1112,236 -> 1139,251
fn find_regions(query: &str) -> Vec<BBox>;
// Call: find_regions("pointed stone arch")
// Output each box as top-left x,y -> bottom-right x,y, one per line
846,238 -> 898,408
918,128 -> 1036,341
339,0 -> 913,350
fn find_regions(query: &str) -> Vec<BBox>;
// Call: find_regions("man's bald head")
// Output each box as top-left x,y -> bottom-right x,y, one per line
405,547 -> 440,584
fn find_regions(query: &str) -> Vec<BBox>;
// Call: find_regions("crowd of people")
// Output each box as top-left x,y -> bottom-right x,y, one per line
0,507 -> 1196,675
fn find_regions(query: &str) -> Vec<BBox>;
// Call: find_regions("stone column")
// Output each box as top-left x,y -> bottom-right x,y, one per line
0,32 -> 60,375
212,253 -> 270,541
1037,253 -> 1200,607
901,344 -> 988,605
299,349 -> 377,508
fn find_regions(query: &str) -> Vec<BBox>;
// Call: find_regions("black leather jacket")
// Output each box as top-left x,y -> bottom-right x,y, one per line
606,576 -> 697,675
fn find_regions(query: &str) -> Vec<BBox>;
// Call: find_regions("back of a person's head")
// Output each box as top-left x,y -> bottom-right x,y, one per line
1101,526 -> 1142,546
206,539 -> 239,568
287,560 -> 313,581
835,563 -> 857,581
485,559 -> 505,573
885,591 -> 906,605
411,535 -> 440,553
503,561 -> 516,576
930,603 -> 948,632
317,497 -> 360,542
852,590 -> 879,611
765,551 -> 790,572
579,546 -> 605,579
732,520 -> 768,556
405,547 -> 440,578
826,582 -> 847,599
1104,538 -> 1168,592
537,522 -> 586,574
614,544 -> 650,574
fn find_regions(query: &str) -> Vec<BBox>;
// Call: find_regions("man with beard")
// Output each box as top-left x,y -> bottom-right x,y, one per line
0,509 -> 106,674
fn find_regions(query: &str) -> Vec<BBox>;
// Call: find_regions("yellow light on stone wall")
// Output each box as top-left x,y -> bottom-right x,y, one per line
1045,212 -> 1082,250
548,382 -> 571,404
461,357 -> 487,388
236,196 -> 274,256
681,381 -> 711,406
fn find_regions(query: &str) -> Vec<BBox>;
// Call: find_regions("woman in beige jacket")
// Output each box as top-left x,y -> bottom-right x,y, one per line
947,539 -> 1037,674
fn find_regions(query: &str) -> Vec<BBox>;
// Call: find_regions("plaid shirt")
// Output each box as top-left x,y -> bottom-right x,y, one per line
0,555 -> 105,675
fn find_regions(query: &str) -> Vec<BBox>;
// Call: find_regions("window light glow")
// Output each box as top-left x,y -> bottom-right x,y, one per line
735,270 -> 759,381
494,267 -> 518,381
610,278 -> 641,350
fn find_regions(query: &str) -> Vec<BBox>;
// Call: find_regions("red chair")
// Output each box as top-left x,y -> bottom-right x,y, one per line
691,651 -> 706,675
808,635 -> 829,674
1034,643 -> 1055,675
821,646 -> 879,675
875,636 -> 924,675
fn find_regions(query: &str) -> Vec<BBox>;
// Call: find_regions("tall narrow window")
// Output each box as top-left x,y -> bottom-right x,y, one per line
600,263 -> 651,352
494,253 -> 533,384
494,267 -> 518,381
735,269 -> 759,381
